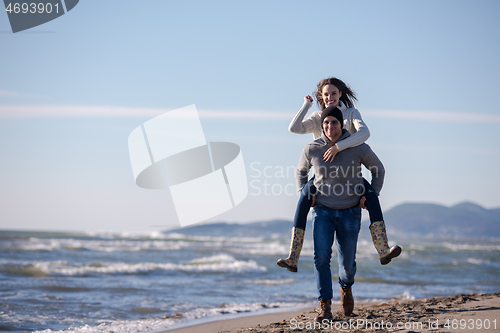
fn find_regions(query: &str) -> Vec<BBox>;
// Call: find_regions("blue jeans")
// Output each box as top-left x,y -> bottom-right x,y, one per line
293,178 -> 383,229
361,179 -> 383,223
312,205 -> 361,300
293,177 -> 316,229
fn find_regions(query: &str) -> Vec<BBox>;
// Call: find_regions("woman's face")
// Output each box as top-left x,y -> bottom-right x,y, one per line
321,84 -> 342,108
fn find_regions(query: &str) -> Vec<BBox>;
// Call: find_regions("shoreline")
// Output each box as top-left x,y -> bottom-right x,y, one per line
158,305 -> 315,333
161,292 -> 500,333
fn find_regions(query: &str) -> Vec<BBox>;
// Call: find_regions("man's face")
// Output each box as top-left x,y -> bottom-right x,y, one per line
322,116 -> 342,140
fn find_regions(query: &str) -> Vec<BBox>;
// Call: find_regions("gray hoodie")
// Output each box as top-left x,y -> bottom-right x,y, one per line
296,129 -> 385,210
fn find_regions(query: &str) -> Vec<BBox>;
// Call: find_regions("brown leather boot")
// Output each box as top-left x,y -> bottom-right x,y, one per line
314,299 -> 333,322
340,286 -> 354,316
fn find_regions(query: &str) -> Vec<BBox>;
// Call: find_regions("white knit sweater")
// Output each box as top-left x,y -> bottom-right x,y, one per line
288,100 -> 370,152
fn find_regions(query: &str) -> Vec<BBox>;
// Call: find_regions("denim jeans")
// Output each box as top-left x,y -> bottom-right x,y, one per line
312,205 -> 361,300
293,178 -> 383,229
362,178 -> 383,223
293,177 -> 316,230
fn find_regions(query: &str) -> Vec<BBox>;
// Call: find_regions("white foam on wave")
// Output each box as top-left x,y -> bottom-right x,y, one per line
389,292 -> 415,301
180,301 -> 310,321
2,237 -> 196,252
34,317 -> 177,333
164,232 -> 264,243
222,241 -> 308,256
186,253 -> 235,264
353,239 -> 378,259
83,230 -> 265,243
33,301 -> 312,333
466,257 -> 500,268
444,242 -> 500,252
244,278 -> 295,285
181,254 -> 267,273
467,258 -> 484,265
2,233 -> 270,253
1,254 -> 266,276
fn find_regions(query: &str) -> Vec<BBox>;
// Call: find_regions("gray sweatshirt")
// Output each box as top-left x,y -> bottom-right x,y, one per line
296,129 -> 385,210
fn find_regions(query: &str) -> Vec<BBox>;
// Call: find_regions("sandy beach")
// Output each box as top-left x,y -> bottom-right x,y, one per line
164,292 -> 500,333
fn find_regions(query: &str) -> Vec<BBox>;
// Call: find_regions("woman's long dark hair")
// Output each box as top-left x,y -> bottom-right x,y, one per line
314,77 -> 358,110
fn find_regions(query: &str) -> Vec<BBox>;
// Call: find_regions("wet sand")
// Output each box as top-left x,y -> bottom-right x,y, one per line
164,292 -> 500,332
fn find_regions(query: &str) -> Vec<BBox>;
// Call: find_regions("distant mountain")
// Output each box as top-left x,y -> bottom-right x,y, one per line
166,220 -> 293,238
165,202 -> 500,240
384,201 -> 500,239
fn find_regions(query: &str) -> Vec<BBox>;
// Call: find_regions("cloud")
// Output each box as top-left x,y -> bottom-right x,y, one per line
0,90 -> 27,98
0,105 -> 156,118
0,105 -> 291,119
363,109 -> 500,123
200,110 -> 290,119
0,105 -> 166,118
0,104 -> 499,123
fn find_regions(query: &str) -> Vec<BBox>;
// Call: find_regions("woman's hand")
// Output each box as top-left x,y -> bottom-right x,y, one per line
311,195 -> 316,207
304,95 -> 313,103
323,145 -> 339,162
360,196 -> 367,210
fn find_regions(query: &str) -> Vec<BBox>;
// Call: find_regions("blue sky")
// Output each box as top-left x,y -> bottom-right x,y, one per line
1,0 -> 499,232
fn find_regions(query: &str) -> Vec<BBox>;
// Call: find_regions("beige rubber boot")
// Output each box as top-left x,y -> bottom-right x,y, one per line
370,221 -> 402,265
276,227 -> 305,273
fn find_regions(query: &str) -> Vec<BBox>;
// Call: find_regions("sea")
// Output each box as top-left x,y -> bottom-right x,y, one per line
1,221 -> 500,333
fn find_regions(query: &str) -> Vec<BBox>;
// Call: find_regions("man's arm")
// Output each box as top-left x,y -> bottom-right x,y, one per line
296,145 -> 312,192
361,146 -> 385,195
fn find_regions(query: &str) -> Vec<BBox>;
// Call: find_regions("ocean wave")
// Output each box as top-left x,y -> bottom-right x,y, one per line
392,291 -> 416,301
34,317 -> 177,333
466,258 -> 500,268
186,253 -> 236,264
443,242 -> 500,252
180,301 -> 312,320
355,276 -> 423,286
32,301 -> 312,333
244,278 -> 295,285
84,231 -> 266,244
0,255 -> 266,277
40,285 -> 93,292
0,234 -> 270,253
131,307 -> 165,314
163,232 -> 264,243
0,237 -> 200,252
227,242 -> 314,256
